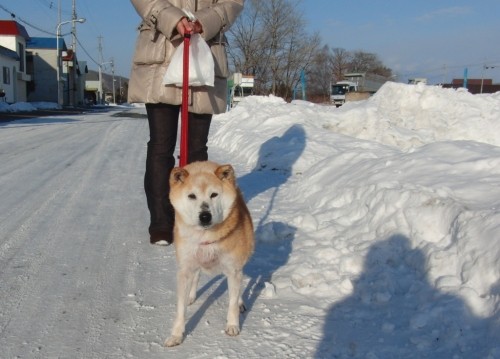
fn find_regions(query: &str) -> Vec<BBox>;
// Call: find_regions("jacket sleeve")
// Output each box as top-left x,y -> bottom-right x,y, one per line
130,0 -> 244,42
195,0 -> 244,41
130,0 -> 185,39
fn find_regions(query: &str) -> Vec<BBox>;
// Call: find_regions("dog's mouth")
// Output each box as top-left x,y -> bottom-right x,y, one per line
198,211 -> 212,228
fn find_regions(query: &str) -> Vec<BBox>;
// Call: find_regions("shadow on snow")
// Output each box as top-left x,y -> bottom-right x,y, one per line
315,234 -> 499,358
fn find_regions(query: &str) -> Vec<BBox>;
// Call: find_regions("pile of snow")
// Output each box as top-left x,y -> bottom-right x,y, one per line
0,101 -> 61,112
328,82 -> 500,149
211,83 -> 499,356
128,102 -> 146,108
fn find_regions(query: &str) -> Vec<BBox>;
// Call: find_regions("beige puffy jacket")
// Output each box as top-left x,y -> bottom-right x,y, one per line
128,0 -> 243,114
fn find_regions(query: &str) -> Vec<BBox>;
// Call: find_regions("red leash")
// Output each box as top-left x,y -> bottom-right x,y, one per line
180,33 -> 191,167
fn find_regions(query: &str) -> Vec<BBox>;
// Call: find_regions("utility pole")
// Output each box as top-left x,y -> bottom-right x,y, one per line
69,0 -> 77,107
55,1 -> 85,107
97,37 -> 115,104
481,65 -> 496,94
111,58 -> 116,104
98,35 -> 103,104
58,0 -> 61,27
442,64 -> 447,85
71,0 -> 77,51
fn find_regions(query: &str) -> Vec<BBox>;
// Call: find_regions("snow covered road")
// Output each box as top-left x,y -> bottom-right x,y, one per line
0,111 -> 163,357
0,109 -> 319,358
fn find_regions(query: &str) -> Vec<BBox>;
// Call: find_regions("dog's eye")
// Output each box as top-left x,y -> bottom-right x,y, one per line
210,192 -> 218,199
188,193 -> 196,200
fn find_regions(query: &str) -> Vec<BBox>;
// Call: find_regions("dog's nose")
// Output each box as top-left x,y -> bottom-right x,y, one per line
199,211 -> 212,226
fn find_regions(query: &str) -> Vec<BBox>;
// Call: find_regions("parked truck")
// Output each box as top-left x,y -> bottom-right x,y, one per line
330,72 -> 389,107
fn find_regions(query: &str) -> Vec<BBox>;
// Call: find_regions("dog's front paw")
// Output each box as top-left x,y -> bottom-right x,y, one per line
164,335 -> 183,347
225,325 -> 240,336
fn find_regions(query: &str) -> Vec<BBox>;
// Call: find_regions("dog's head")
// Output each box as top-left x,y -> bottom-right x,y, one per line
169,161 -> 238,229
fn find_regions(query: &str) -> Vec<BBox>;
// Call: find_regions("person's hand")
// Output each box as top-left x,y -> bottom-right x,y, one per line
176,17 -> 203,36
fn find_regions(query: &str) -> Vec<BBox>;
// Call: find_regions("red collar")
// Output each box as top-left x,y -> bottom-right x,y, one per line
199,240 -> 217,246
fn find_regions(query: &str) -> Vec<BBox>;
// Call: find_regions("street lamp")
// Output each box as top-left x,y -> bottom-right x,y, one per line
480,65 -> 496,94
56,18 -> 85,106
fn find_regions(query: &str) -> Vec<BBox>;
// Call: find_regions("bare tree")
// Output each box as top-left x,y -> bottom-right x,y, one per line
227,0 -> 263,76
307,45 -> 333,101
349,50 -> 392,77
227,0 -> 392,101
330,47 -> 352,82
227,0 -> 320,99
279,26 -> 320,99
258,0 -> 298,95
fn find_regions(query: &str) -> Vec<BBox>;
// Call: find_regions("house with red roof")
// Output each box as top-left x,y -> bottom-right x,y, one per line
0,20 -> 31,103
0,19 -> 86,106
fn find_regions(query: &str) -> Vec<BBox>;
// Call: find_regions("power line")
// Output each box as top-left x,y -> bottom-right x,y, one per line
400,58 -> 500,80
75,34 -> 99,66
1,3 -> 98,65
35,0 -> 54,9
0,4 -> 56,36
33,0 -> 72,17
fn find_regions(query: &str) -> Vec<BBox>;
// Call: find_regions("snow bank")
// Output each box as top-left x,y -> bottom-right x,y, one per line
327,82 -> 500,149
0,101 -> 61,112
212,85 -> 500,321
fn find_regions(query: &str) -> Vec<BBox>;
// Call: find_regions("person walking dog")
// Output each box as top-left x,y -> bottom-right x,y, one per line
128,0 -> 244,245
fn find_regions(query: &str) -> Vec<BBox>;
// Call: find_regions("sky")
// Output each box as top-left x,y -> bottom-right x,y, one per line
299,0 -> 500,84
2,0 -> 500,84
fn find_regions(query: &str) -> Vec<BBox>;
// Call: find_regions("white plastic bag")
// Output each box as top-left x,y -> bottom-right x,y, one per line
163,34 -> 214,87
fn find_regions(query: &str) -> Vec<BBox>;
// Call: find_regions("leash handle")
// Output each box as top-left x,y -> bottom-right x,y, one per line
180,33 -> 191,167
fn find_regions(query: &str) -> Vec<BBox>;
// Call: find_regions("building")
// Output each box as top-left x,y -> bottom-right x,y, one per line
85,68 -> 100,104
85,69 -> 129,105
26,37 -> 86,106
25,37 -> 60,103
0,20 -> 31,103
1,19 -> 125,107
443,79 -> 500,94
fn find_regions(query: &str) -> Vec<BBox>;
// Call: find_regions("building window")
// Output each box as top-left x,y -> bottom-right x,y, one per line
18,42 -> 25,72
3,67 -> 10,85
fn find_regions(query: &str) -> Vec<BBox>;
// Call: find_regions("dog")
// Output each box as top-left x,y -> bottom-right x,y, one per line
164,161 -> 254,347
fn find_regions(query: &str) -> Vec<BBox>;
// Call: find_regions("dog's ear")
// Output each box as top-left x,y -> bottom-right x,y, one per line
215,164 -> 235,183
170,167 -> 189,185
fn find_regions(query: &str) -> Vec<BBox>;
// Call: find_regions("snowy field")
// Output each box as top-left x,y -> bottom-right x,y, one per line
0,82 -> 499,358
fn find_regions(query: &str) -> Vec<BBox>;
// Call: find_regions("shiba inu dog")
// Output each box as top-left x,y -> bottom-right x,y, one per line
165,161 -> 254,347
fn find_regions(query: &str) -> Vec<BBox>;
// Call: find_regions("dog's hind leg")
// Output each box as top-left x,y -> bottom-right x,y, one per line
188,268 -> 200,305
225,269 -> 243,336
165,268 -> 195,347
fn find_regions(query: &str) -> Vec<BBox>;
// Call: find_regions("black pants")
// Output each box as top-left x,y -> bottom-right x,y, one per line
145,103 -> 212,234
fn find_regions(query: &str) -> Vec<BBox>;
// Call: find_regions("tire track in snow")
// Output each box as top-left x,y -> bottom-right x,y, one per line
0,119 -> 114,346
0,114 -> 149,356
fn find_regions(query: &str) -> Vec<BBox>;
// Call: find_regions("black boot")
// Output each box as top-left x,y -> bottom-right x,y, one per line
149,229 -> 174,246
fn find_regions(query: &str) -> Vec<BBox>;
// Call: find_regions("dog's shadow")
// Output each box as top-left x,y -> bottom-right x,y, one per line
241,221 -> 296,317
184,124 -> 305,335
